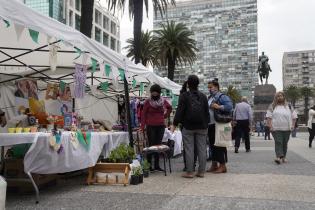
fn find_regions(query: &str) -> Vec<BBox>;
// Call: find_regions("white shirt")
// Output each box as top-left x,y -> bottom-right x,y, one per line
266,105 -> 297,131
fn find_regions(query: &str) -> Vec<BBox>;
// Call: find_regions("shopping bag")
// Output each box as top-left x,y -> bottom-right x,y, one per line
214,122 -> 233,147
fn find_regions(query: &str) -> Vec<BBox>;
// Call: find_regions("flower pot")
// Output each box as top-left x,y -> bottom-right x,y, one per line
130,175 -> 139,185
143,170 -> 149,178
138,174 -> 143,183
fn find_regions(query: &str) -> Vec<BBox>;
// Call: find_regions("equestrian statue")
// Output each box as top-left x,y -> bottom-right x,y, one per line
257,52 -> 272,84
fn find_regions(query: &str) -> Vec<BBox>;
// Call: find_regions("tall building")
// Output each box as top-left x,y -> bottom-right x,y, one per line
282,50 -> 315,113
154,0 -> 258,101
23,0 -> 121,52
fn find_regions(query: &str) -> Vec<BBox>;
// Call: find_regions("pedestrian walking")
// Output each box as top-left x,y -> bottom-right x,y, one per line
264,118 -> 271,140
173,75 -> 209,178
266,91 -> 297,164
206,79 -> 233,173
307,105 -> 315,148
140,84 -> 172,171
234,96 -> 252,153
256,121 -> 261,136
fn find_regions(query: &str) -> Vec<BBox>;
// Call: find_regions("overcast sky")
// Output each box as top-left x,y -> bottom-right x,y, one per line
105,0 -> 315,91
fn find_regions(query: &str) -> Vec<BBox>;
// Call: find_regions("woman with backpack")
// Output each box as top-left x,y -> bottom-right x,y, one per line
173,75 -> 210,178
206,79 -> 233,173
266,91 -> 297,164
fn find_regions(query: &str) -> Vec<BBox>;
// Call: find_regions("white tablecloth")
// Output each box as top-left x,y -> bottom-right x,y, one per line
0,131 -> 130,174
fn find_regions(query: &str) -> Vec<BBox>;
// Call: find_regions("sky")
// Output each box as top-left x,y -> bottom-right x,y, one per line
103,0 -> 315,91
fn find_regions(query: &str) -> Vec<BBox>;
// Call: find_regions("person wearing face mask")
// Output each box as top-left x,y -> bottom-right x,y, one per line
266,91 -> 297,164
140,84 -> 172,171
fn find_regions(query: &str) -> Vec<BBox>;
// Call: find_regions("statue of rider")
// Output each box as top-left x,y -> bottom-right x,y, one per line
258,52 -> 270,72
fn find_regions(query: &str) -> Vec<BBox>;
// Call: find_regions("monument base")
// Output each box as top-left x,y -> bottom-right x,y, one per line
253,84 -> 276,122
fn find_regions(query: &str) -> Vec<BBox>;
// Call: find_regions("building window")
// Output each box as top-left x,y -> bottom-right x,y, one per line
103,32 -> 109,46
111,21 -> 116,35
69,10 -> 73,27
75,0 -> 80,11
117,40 -> 120,52
103,15 -> 109,30
95,9 -> 102,25
95,27 -> 101,42
75,14 -> 80,30
110,37 -> 116,51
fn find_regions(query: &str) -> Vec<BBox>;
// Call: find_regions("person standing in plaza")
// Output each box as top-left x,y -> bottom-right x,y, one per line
307,105 -> 315,148
264,117 -> 271,140
141,84 -> 172,171
206,79 -> 233,173
173,75 -> 209,178
266,91 -> 297,164
234,96 -> 253,153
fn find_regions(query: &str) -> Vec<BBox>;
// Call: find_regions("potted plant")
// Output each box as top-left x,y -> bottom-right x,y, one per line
130,166 -> 141,185
142,159 -> 150,178
107,144 -> 135,163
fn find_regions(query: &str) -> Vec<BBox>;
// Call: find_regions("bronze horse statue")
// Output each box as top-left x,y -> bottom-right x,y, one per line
257,52 -> 272,85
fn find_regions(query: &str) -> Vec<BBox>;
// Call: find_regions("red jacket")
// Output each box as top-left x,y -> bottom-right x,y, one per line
141,99 -> 172,129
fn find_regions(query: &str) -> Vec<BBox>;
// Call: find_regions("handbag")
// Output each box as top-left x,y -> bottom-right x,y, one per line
213,94 -> 233,123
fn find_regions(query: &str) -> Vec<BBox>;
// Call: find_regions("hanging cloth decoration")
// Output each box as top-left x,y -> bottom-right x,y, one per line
105,64 -> 111,77
161,89 -> 167,97
28,29 -> 39,44
132,78 -> 137,89
91,57 -> 98,73
74,64 -> 87,98
74,47 -> 82,60
59,81 -> 66,93
100,81 -> 109,93
76,130 -> 91,150
3,19 -> 10,28
140,83 -> 144,96
14,24 -> 24,41
172,95 -> 179,108
118,68 -> 125,80
49,43 -> 59,72
70,132 -> 79,149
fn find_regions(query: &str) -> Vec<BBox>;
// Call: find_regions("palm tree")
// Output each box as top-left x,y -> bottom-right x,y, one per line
107,0 -> 176,64
153,21 -> 198,81
225,86 -> 241,106
123,31 -> 156,66
284,85 -> 300,108
300,86 -> 314,122
80,0 -> 95,37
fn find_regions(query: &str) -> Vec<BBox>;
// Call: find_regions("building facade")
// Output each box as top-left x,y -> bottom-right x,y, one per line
23,0 -> 120,52
283,50 -> 315,113
154,0 -> 258,101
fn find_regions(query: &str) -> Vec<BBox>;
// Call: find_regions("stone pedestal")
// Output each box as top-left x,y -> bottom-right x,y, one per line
253,84 -> 276,122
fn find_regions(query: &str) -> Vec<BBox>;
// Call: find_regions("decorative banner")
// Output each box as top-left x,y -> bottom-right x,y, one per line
91,58 -> 97,73
28,29 -> 39,44
118,68 -> 125,80
59,81 -> 66,93
161,89 -> 167,96
132,78 -> 137,88
140,82 -> 144,96
100,81 -> 109,93
14,24 -> 24,41
172,95 -> 179,108
74,47 -> 82,60
105,64 -> 111,77
3,19 -> 10,28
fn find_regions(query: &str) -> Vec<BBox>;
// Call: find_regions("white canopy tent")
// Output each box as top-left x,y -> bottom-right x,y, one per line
0,0 -> 181,122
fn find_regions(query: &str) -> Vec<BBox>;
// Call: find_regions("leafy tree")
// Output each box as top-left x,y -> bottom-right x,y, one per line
225,86 -> 241,106
153,21 -> 198,81
284,85 -> 301,108
107,0 -> 176,64
300,86 -> 314,121
123,31 -> 155,66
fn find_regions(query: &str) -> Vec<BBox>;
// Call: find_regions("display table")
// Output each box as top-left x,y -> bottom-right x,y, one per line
0,131 -> 130,203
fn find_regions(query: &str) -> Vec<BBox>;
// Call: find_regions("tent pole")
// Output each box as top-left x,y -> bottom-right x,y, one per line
91,72 -> 94,85
123,60 -> 133,148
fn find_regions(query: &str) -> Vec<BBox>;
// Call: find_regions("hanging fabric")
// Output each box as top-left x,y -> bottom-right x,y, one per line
74,64 -> 87,98
49,43 -> 59,72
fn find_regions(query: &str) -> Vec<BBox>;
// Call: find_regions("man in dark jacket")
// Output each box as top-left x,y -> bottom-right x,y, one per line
173,75 -> 210,178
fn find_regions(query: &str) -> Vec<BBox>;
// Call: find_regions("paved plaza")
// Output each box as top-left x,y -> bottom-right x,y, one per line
5,132 -> 315,210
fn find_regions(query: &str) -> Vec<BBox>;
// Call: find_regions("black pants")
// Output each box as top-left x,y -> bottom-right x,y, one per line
209,124 -> 227,164
208,124 -> 215,160
264,126 -> 271,140
235,120 -> 250,150
146,125 -> 165,169
308,123 -> 315,146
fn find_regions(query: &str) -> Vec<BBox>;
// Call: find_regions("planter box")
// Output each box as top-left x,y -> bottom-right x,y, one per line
87,163 -> 131,186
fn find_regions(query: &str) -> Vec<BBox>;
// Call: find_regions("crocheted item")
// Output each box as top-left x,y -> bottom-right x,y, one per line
74,64 -> 87,98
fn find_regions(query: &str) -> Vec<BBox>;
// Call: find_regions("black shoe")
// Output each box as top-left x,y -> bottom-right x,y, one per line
246,149 -> 251,152
309,144 -> 312,148
235,148 -> 239,153
155,167 -> 164,172
182,167 -> 187,172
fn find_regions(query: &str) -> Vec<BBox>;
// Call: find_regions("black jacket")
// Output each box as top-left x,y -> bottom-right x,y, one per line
173,90 -> 210,130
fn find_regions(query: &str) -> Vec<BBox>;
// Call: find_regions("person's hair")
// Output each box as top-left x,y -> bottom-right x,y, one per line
271,91 -> 287,109
150,84 -> 161,94
180,81 -> 187,94
187,75 -> 199,90
241,96 -> 248,102
208,79 -> 220,90
310,105 -> 315,110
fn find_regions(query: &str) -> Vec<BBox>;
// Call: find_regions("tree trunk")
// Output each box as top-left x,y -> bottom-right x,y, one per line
133,0 -> 143,64
304,96 -> 309,123
167,56 -> 176,81
80,0 -> 94,38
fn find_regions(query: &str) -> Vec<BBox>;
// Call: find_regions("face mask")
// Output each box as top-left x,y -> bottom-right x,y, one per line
151,95 -> 160,101
209,90 -> 216,95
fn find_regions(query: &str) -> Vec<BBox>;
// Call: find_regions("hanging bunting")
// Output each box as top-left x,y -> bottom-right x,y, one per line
91,58 -> 97,73
172,95 -> 179,108
28,29 -> 39,44
14,24 -> 24,41
59,81 -> 66,92
3,19 -> 10,28
118,68 -> 125,80
105,64 -> 111,77
140,83 -> 144,96
76,130 -> 91,150
74,47 -> 82,60
132,78 -> 137,88
100,81 -> 109,93
161,89 -> 167,96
